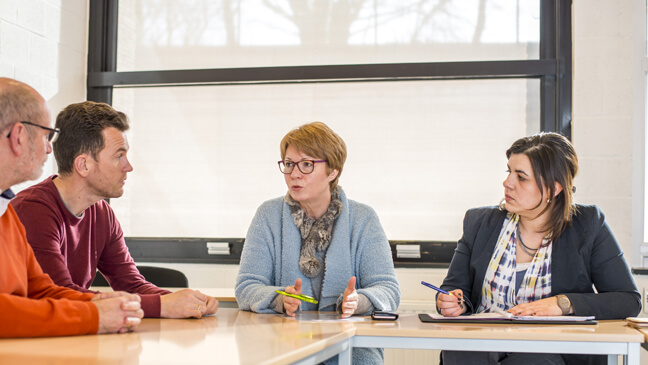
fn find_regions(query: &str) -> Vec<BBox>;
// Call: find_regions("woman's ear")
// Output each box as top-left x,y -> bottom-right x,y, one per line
553,181 -> 564,197
327,169 -> 339,182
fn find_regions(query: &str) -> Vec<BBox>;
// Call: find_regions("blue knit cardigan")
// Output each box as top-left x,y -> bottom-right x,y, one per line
235,189 -> 400,314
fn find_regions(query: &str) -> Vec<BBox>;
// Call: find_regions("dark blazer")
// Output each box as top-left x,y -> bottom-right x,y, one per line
441,205 -> 641,319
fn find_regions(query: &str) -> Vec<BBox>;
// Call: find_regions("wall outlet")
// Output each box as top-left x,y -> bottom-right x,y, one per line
644,288 -> 648,314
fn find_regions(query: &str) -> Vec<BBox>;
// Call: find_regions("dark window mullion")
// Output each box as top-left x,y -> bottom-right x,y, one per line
539,0 -> 572,138
88,60 -> 557,88
87,0 -> 119,104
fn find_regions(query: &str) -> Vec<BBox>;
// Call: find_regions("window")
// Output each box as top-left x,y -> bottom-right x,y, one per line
110,79 -> 538,239
117,0 -> 541,71
89,0 -> 570,245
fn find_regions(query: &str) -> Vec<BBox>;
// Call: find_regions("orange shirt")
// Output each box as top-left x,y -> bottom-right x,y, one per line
0,205 -> 99,337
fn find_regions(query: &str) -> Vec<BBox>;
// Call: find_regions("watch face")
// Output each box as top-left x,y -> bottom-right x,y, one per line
558,296 -> 570,314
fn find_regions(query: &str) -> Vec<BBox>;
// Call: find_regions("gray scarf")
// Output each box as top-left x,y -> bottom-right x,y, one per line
285,186 -> 343,278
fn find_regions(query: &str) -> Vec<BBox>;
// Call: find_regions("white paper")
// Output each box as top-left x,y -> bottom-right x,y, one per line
427,312 -> 595,322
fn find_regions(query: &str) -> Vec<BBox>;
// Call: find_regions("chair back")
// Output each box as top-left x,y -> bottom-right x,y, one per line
91,266 -> 189,288
138,266 -> 189,288
91,271 -> 110,286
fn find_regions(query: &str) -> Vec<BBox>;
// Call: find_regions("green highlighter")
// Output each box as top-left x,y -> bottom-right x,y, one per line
275,290 -> 319,304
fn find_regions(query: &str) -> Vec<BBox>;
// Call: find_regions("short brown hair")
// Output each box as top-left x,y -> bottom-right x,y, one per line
505,132 -> 578,238
54,101 -> 130,175
280,122 -> 347,191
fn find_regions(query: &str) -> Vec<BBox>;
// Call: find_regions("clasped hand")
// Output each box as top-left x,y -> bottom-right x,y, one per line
160,289 -> 220,319
92,291 -> 143,334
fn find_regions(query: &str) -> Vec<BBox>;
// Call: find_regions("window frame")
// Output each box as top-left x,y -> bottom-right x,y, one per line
85,0 -> 573,266
87,0 -> 572,137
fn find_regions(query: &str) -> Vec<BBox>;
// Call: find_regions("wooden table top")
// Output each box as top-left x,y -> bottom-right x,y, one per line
0,309 -> 642,364
0,308 -> 354,365
90,286 -> 237,302
355,313 -> 643,343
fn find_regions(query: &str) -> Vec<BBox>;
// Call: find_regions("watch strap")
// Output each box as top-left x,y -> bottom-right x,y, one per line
557,294 -> 572,315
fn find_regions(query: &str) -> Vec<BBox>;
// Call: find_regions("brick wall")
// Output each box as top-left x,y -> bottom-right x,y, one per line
0,0 -> 88,186
573,0 -> 640,265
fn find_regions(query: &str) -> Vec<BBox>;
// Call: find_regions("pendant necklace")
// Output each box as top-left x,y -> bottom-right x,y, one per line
516,225 -> 538,257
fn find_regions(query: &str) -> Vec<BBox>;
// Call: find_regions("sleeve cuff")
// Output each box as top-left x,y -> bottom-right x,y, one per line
270,293 -> 286,313
139,294 -> 162,318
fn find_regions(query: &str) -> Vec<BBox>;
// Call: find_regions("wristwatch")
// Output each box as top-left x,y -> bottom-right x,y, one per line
556,294 -> 572,315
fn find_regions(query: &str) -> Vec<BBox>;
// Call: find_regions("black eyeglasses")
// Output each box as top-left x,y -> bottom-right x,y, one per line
6,121 -> 60,143
278,159 -> 327,174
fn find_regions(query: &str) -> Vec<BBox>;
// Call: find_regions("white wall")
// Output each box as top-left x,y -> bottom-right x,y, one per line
573,0 -> 648,300
573,0 -> 635,260
573,2 -> 647,362
0,0 -> 88,188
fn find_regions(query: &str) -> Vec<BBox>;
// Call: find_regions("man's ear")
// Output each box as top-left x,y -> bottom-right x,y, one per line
7,123 -> 27,155
74,154 -> 91,178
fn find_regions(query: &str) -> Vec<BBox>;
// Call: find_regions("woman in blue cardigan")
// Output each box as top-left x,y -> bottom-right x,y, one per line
437,132 -> 641,365
235,122 -> 400,365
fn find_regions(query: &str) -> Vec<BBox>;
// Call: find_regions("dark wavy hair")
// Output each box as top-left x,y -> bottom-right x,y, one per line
505,132 -> 578,238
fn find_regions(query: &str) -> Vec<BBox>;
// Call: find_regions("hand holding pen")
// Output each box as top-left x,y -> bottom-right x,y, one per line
421,281 -> 466,317
283,278 -> 303,317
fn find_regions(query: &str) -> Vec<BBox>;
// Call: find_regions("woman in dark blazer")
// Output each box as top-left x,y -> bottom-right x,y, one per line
437,132 -> 640,365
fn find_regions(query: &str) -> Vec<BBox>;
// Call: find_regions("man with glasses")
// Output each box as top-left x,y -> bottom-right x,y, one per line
7,121 -> 60,142
0,77 -> 144,337
12,101 -> 219,319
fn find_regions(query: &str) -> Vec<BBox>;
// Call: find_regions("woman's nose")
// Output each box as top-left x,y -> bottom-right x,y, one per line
290,168 -> 302,178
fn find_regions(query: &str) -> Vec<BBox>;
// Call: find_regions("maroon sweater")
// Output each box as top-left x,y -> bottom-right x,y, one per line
11,176 -> 170,317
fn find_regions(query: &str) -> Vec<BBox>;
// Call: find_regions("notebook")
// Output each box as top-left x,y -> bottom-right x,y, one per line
419,312 -> 597,325
625,317 -> 648,329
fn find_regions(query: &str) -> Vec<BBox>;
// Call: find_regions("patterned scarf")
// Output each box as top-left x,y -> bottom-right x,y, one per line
477,212 -> 553,313
285,186 -> 343,278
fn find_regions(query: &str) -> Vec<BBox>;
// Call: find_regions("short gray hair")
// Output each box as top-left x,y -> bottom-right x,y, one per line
0,80 -> 45,133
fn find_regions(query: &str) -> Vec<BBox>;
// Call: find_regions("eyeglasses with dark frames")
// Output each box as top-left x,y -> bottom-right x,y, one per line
278,159 -> 327,174
6,121 -> 60,143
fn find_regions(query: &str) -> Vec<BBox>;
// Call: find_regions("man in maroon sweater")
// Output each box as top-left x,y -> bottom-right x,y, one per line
0,77 -> 143,336
12,101 -> 218,318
